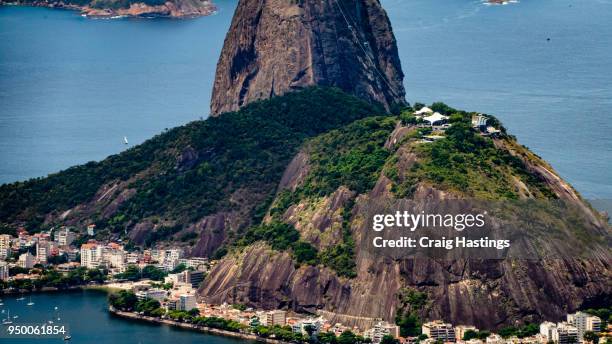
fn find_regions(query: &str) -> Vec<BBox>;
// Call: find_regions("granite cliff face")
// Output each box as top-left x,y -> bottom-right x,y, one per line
199,116 -> 611,330
210,0 -> 407,115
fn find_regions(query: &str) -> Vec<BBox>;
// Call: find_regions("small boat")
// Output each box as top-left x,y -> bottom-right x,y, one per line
16,295 -> 25,301
13,315 -> 18,319
64,335 -> 72,341
48,320 -> 54,324
123,136 -> 129,145
2,310 -> 13,325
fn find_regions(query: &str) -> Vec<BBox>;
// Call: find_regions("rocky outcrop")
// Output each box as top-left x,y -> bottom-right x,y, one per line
199,121 -> 611,330
210,0 -> 407,115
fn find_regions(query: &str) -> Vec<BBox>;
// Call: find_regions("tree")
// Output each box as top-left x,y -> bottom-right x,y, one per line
396,312 -> 422,337
584,331 -> 599,344
304,324 -> 316,339
463,330 -> 478,341
170,263 -> 187,274
109,290 -> 138,311
381,335 -> 399,344
141,265 -> 167,281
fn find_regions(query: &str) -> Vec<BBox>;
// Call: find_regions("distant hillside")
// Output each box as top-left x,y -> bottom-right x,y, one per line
1,0 -> 216,18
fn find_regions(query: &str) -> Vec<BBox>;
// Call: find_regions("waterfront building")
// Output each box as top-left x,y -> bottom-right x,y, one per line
422,320 -> 456,343
81,242 -> 103,268
18,252 -> 35,269
178,294 -> 197,311
166,298 -> 178,311
0,234 -> 11,259
0,261 -> 9,280
36,240 -> 51,264
292,317 -> 324,337
567,312 -> 602,340
136,289 -> 168,302
262,310 -> 287,327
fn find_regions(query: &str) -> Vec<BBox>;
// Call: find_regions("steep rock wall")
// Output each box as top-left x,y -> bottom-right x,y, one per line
210,0 -> 406,115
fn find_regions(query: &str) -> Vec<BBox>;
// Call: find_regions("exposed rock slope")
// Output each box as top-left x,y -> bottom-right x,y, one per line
210,0 -> 407,115
200,112 -> 611,330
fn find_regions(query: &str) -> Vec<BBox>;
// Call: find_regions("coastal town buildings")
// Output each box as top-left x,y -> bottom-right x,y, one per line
566,312 -> 602,340
364,321 -> 400,344
81,242 -> 103,268
178,293 -> 197,311
136,289 -> 168,302
262,310 -> 287,327
18,252 -> 35,269
0,260 -> 9,280
540,322 -> 579,344
422,320 -> 457,342
0,234 -> 11,259
455,325 -> 479,341
56,227 -> 75,246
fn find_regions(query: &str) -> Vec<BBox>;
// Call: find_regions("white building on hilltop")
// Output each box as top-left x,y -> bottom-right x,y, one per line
414,107 -> 434,116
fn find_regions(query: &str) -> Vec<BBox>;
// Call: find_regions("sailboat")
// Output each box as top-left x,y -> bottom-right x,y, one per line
27,296 -> 34,306
123,136 -> 129,145
2,310 -> 13,325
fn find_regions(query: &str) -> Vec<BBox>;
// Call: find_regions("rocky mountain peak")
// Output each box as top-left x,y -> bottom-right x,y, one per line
210,0 -> 407,115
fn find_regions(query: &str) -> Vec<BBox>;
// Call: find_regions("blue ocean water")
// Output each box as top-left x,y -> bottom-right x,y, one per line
0,290 -> 253,344
0,0 -> 611,204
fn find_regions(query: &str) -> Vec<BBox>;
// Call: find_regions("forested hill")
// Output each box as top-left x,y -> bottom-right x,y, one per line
0,88 -> 381,253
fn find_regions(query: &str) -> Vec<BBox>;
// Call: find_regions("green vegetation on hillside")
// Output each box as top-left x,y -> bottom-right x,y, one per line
300,117 -> 397,197
265,117 -> 396,277
395,288 -> 429,337
0,88 -> 380,238
237,221 -> 319,265
391,108 -> 556,200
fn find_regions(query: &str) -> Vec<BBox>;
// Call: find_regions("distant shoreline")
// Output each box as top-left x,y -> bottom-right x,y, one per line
1,284 -> 119,296
0,0 -> 217,19
109,307 -> 289,344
